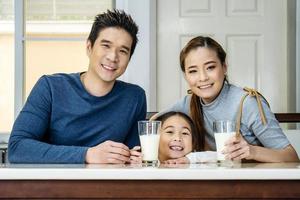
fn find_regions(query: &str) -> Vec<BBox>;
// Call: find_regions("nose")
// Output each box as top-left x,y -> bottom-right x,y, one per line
198,69 -> 209,82
106,49 -> 118,62
172,133 -> 182,142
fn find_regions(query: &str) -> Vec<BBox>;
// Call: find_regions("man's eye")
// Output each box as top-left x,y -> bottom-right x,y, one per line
120,49 -> 129,55
101,44 -> 110,48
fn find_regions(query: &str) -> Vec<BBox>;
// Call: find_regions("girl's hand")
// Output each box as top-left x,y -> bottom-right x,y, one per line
128,146 -> 142,164
163,156 -> 190,164
223,135 -> 254,160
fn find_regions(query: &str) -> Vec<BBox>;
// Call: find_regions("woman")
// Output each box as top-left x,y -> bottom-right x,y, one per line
157,36 -> 298,162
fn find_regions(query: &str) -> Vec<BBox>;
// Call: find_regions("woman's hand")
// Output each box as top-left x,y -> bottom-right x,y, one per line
128,146 -> 142,164
223,135 -> 254,160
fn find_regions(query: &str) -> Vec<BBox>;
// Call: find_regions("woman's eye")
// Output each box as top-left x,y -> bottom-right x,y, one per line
207,66 -> 215,70
188,70 -> 197,74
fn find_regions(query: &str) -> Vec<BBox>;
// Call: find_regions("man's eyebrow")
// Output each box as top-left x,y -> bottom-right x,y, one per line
100,39 -> 112,44
100,39 -> 130,52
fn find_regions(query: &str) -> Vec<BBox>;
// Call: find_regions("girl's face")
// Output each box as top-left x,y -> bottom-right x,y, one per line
184,47 -> 227,104
158,115 -> 193,162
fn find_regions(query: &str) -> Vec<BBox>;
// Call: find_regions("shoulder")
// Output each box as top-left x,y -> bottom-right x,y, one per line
117,80 -> 146,96
226,84 -> 246,99
160,95 -> 191,116
42,73 -> 78,84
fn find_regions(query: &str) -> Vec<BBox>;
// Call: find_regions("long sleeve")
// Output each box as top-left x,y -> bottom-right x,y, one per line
124,90 -> 147,148
8,76 -> 88,163
241,95 -> 290,149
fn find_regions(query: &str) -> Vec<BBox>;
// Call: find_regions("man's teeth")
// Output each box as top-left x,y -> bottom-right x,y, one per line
102,64 -> 116,71
170,146 -> 183,151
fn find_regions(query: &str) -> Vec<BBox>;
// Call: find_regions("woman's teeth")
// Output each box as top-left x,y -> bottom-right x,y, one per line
199,84 -> 212,89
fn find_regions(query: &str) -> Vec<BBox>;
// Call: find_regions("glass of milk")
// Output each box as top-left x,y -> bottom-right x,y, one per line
138,121 -> 161,166
213,120 -> 236,161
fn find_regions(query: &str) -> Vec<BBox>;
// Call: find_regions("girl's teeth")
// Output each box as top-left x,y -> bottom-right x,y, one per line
170,146 -> 183,151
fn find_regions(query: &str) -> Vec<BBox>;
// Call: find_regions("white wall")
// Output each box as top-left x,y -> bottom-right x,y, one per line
116,0 -> 157,112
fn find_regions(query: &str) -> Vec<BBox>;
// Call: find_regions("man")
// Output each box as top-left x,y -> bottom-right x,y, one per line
8,9 -> 146,164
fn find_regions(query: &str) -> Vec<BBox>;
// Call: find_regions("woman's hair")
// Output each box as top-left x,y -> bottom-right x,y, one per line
156,111 -> 200,151
179,36 -> 227,150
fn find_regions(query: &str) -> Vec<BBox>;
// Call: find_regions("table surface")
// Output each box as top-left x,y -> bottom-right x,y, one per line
1,162 -> 300,180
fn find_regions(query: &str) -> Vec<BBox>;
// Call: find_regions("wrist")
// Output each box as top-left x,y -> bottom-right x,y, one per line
85,147 -> 93,164
248,145 -> 257,160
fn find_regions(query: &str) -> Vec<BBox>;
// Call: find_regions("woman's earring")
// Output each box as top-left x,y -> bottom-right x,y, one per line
187,89 -> 192,94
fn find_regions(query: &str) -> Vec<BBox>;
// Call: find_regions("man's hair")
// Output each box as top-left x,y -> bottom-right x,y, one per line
87,9 -> 139,58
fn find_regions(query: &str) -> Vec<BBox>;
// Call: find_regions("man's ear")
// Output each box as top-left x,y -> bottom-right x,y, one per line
86,40 -> 92,56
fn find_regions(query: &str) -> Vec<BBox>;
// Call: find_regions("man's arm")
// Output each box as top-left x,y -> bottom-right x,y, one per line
8,76 -> 88,164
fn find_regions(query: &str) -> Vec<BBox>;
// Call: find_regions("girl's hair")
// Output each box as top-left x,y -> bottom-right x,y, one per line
156,111 -> 200,151
179,36 -> 227,150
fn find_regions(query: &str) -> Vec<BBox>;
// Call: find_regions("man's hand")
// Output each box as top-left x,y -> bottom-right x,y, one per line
128,146 -> 142,164
85,140 -> 130,164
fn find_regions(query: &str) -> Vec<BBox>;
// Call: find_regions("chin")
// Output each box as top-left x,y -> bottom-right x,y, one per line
169,152 -> 185,159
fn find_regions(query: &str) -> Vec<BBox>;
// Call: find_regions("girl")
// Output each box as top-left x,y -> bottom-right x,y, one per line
130,111 -> 217,164
157,36 -> 298,163
157,111 -> 194,162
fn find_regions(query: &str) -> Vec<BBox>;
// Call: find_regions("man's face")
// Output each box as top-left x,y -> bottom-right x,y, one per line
86,27 -> 133,84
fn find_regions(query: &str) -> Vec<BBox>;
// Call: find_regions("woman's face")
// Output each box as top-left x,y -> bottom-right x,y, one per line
184,47 -> 227,104
158,115 -> 193,162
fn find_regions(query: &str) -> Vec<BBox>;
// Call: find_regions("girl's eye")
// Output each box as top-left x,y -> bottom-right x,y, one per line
165,131 -> 174,134
182,132 -> 191,136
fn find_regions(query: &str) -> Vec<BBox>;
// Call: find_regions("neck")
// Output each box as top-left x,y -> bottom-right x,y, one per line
81,70 -> 115,97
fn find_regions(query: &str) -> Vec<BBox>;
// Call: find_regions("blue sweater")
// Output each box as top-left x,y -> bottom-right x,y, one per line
8,73 -> 147,163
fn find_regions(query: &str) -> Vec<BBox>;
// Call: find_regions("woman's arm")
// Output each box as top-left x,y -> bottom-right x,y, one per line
224,136 -> 299,162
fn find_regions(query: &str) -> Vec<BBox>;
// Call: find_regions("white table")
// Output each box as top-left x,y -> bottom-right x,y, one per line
0,162 -> 300,199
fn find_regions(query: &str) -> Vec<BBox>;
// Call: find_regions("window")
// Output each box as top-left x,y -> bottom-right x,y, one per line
0,0 -> 113,133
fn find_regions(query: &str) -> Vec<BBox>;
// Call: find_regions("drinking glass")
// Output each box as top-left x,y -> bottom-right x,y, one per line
138,120 -> 161,166
213,120 -> 236,161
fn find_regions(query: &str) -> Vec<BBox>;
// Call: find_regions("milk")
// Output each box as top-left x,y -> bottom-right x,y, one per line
214,132 -> 236,160
139,134 -> 160,161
